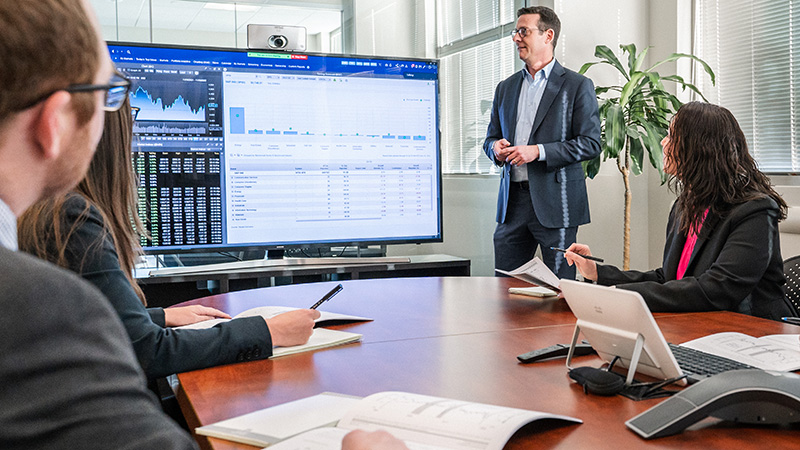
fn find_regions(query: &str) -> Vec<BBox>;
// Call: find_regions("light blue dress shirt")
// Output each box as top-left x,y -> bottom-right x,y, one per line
0,197 -> 18,251
511,58 -> 556,182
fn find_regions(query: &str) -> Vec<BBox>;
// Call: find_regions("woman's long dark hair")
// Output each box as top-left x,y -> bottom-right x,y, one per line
18,97 -> 148,304
667,101 -> 787,233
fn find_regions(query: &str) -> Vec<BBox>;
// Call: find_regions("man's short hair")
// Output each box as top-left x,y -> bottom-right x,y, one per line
517,6 -> 561,50
0,0 -> 101,126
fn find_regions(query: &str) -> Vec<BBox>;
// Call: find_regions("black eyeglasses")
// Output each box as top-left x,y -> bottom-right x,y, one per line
14,71 -> 131,113
510,27 -> 543,38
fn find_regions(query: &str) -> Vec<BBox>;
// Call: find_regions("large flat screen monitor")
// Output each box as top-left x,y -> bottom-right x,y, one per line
107,42 -> 441,254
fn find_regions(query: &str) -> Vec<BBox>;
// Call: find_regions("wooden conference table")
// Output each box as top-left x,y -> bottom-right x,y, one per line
173,277 -> 800,449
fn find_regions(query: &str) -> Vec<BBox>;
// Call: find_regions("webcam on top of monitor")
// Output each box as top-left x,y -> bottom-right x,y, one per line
247,24 -> 306,52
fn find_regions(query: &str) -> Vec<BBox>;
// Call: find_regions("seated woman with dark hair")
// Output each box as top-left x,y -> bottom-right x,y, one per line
18,97 -> 319,380
564,101 -> 791,320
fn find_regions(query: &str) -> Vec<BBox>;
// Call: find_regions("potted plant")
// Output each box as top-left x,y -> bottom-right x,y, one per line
579,44 -> 715,269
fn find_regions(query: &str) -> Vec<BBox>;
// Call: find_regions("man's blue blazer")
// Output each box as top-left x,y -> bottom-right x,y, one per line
483,60 -> 601,228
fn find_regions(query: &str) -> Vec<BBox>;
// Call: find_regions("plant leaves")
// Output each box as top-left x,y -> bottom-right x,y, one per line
630,135 -> 644,176
579,61 -> 600,75
582,155 -> 602,179
658,75 -> 710,102
631,46 -> 650,73
626,124 -> 641,139
640,121 -> 666,183
620,72 -> 647,107
620,43 -> 637,73
648,52 -> 716,86
594,45 -> 629,80
604,104 -> 626,158
581,43 -> 714,186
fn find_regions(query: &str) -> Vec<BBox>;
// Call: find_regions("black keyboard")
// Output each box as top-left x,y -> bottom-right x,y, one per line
668,343 -> 758,382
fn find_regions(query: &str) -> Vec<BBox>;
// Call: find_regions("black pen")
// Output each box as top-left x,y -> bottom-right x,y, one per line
781,317 -> 800,326
310,284 -> 343,310
551,247 -> 604,263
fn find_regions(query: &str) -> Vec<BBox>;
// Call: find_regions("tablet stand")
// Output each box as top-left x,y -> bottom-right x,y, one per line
566,324 -> 646,386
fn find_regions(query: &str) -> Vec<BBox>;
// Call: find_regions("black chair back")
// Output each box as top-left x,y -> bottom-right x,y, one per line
782,255 -> 800,317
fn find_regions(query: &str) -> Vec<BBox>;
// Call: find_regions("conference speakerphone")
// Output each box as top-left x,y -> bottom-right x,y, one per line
627,370 -> 800,439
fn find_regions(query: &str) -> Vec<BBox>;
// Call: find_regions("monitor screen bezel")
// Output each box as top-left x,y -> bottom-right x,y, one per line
108,40 -> 443,255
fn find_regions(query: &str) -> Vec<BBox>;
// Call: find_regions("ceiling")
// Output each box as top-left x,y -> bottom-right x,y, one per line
90,0 -> 343,35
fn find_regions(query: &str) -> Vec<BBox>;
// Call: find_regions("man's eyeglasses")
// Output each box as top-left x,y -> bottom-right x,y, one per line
510,27 -> 543,38
14,71 -> 131,113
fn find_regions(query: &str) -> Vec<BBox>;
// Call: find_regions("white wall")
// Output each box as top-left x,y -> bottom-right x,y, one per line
353,0 -> 416,57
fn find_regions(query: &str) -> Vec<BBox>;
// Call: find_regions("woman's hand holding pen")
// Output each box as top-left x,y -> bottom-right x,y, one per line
266,309 -> 320,347
564,243 -> 599,281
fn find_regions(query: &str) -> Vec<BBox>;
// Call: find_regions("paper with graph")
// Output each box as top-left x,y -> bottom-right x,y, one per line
680,332 -> 800,371
265,391 -> 581,450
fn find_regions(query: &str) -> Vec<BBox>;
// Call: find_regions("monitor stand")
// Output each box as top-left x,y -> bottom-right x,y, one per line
267,249 -> 284,259
148,249 -> 410,277
158,250 -> 267,267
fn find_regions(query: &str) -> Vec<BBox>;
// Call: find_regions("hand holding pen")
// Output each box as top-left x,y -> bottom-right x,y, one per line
266,309 -> 320,347
559,244 -> 601,282
551,247 -> 604,263
310,284 -> 343,310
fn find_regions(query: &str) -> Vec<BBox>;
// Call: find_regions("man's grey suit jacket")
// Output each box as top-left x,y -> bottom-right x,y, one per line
483,59 -> 601,228
0,246 -> 196,449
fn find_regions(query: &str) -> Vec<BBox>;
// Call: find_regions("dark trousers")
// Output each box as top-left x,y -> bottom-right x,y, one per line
494,181 -> 577,279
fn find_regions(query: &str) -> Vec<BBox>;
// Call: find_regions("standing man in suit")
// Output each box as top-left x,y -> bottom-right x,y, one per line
484,6 -> 601,279
0,1 -> 196,448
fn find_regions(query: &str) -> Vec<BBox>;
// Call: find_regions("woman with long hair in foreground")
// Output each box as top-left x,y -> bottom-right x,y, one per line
18,97 -> 318,379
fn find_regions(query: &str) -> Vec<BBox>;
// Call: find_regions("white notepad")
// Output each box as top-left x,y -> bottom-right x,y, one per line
508,286 -> 559,298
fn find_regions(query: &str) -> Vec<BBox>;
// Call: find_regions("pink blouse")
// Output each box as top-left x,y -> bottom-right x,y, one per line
676,209 -> 709,280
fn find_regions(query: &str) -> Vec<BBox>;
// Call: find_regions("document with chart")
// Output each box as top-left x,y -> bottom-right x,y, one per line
199,391 -> 581,450
496,257 -> 561,293
680,332 -> 800,371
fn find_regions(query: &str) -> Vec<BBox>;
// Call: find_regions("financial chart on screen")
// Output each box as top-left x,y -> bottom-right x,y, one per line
109,43 -> 441,253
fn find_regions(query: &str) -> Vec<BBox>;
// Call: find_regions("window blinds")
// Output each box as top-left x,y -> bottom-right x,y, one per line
694,0 -> 800,173
437,0 -> 515,174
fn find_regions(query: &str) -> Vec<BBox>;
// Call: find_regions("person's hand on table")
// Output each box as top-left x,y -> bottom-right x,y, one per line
563,243 -> 598,281
342,430 -> 409,450
164,305 -> 231,327
266,309 -> 320,347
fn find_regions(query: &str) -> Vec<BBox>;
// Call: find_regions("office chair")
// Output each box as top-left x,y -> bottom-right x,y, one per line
782,255 -> 800,317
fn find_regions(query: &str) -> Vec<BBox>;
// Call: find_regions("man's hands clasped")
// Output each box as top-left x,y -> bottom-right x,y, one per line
493,138 -> 539,166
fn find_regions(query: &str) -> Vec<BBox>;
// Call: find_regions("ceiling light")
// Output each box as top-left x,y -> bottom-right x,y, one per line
203,2 -> 261,11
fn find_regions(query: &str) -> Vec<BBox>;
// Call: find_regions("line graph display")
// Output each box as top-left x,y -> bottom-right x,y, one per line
118,67 -> 223,138
131,82 -> 207,122
133,122 -> 207,135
